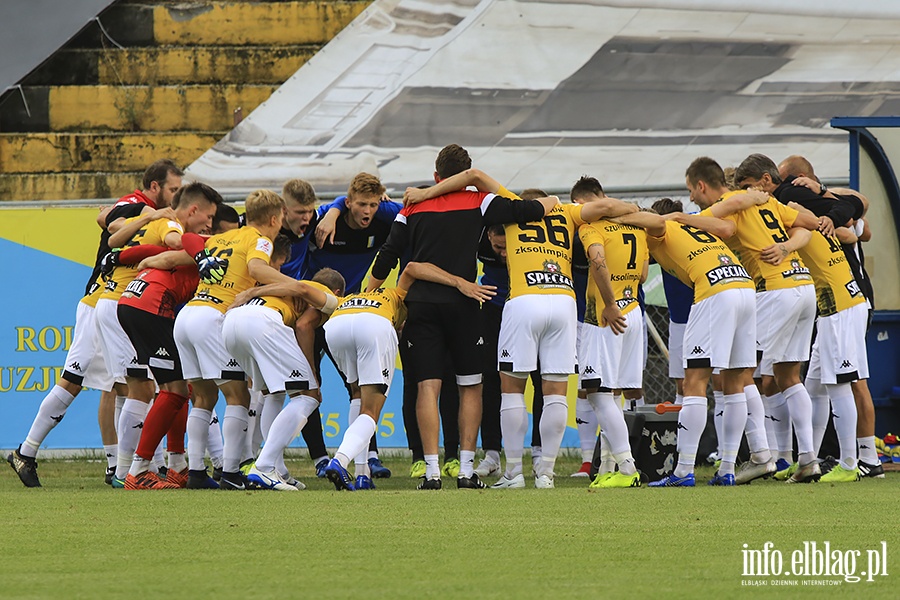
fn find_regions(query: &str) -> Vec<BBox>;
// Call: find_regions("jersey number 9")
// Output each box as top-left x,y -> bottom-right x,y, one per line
759,209 -> 789,243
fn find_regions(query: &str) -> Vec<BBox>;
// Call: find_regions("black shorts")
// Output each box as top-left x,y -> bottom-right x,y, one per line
117,304 -> 183,384
403,300 -> 483,384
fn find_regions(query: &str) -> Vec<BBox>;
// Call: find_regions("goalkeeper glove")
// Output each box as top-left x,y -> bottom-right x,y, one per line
195,249 -> 228,284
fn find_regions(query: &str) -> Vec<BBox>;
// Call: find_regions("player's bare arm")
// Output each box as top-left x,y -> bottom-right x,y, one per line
162,230 -> 184,250
97,205 -> 115,229
708,189 -> 769,218
858,218 -> 871,242
580,197 -> 639,223
231,279 -> 337,314
314,207 -> 341,248
790,176 -> 825,195
610,211 -> 666,238
537,195 -> 559,216
105,204 -> 153,235
402,261 -> 497,302
784,204 -> 820,233
365,276 -> 386,293
829,187 -> 870,216
403,168 -> 502,205
759,228 -> 812,266
668,212 -> 735,239
247,257 -> 305,288
136,249 -> 194,271
834,227 -> 859,245
787,200 -> 834,236
108,207 -> 177,247
586,242 -> 627,335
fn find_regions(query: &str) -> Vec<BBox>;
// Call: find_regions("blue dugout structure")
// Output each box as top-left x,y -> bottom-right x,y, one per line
832,116 -> 900,436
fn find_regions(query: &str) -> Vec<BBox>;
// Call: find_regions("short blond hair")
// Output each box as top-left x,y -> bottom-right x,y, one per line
723,167 -> 737,191
347,172 -> 385,201
282,179 -> 316,206
245,189 -> 285,225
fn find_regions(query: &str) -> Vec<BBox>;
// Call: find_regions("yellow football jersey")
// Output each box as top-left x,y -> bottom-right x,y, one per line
332,286 -> 408,328
505,203 -> 585,300
245,281 -> 338,328
722,236 -> 762,290
244,295 -> 302,328
796,232 -> 866,316
701,192 -> 813,292
648,220 -> 754,304
579,220 -> 648,327
188,226 -> 273,314
100,216 -> 183,302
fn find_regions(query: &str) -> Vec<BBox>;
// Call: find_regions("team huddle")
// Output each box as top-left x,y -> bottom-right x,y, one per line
6,144 -> 884,492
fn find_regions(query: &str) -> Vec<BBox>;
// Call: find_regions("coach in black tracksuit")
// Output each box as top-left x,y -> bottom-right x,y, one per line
367,144 -> 552,489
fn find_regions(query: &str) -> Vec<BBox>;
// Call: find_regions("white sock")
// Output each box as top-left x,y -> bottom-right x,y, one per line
222,405 -> 249,473
460,450 -> 475,478
187,408 -> 212,471
207,412 -> 224,469
152,439 -> 166,472
276,453 -> 290,480
537,395 -> 567,478
245,391 -> 263,462
674,393 -> 684,406
260,392 -> 284,439
129,457 -> 152,478
21,385 -> 76,457
347,398 -> 366,468
575,397 -> 598,463
114,395 -> 126,433
115,399 -> 149,479
826,383 -> 858,470
858,436 -> 878,465
587,391 -> 631,470
532,446 -> 542,473
612,450 -> 637,476
349,398 -> 361,425
631,396 -> 645,409
721,393 -> 747,476
806,377 -> 829,455
336,414 -> 376,469
674,395 -> 707,478
764,393 -> 793,461
599,432 -> 615,475
743,384 -> 771,462
354,454 -> 369,478
783,383 -> 814,457
424,454 -> 440,479
485,449 -> 501,465
712,390 -> 725,458
256,395 -> 318,472
168,452 -> 187,473
499,393 -> 527,478
104,444 -> 117,469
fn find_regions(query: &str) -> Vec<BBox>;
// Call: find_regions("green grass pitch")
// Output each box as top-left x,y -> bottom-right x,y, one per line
1,455 -> 897,598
